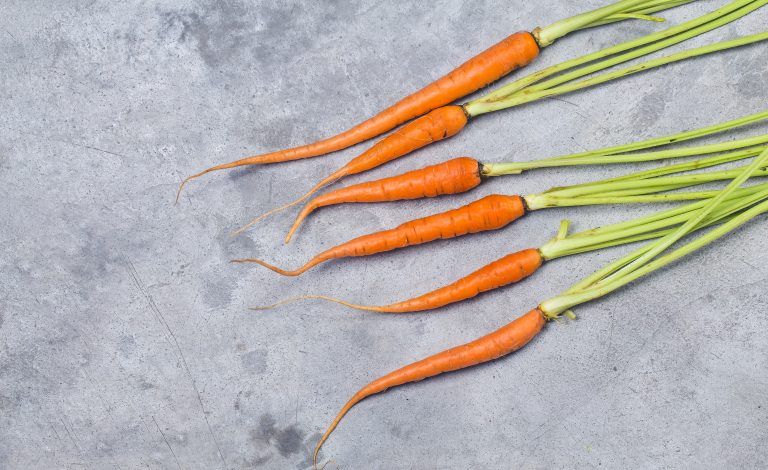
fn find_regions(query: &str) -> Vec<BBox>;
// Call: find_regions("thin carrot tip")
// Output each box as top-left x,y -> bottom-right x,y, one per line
249,306 -> 273,311
174,179 -> 189,205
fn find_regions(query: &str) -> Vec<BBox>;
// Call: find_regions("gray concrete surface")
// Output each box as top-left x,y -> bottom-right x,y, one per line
2,1 -> 767,468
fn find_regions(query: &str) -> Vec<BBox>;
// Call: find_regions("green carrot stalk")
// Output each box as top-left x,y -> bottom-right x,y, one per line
478,0 -> 767,103
465,30 -> 768,116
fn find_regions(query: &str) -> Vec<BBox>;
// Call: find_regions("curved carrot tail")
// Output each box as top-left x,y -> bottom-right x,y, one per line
232,170 -> 346,237
284,157 -> 484,243
175,155 -> 275,204
230,258 -> 303,277
176,32 -> 538,202
313,307 -> 547,466
285,200 -> 322,244
231,254 -> 329,277
251,295 -> 386,313
313,389 -> 369,468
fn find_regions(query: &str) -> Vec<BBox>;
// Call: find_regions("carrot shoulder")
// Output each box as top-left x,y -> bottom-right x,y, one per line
178,32 -> 538,195
313,307 -> 546,466
285,157 -> 483,242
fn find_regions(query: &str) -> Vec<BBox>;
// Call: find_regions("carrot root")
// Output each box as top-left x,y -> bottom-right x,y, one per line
231,258 -> 304,277
251,295 -> 383,313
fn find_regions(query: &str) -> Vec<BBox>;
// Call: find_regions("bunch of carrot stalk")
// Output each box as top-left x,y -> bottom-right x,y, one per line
174,0 -> 768,466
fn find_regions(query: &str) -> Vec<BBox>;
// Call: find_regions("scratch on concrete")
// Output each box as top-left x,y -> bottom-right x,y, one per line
1,126 -> 129,160
152,416 -> 183,470
123,254 -> 227,467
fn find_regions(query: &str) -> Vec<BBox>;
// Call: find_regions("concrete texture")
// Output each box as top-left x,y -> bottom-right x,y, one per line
1,1 -> 767,468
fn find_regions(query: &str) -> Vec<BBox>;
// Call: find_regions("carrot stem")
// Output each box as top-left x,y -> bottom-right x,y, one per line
488,138 -> 768,176
595,148 -> 768,285
541,147 -> 768,316
524,156 -> 768,210
535,0 -> 680,47
567,184 -> 768,240
485,109 -> 768,177
466,30 -> 768,116
560,147 -> 765,187
535,165 -> 768,200
539,184 -> 768,259
476,0 -> 764,104
542,197 -> 768,318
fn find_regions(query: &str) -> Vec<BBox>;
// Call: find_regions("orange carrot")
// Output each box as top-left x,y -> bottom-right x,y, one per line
257,249 -> 543,313
234,194 -> 525,276
312,307 -> 546,465
285,157 -> 483,242
177,32 -> 538,196
232,105 -> 470,234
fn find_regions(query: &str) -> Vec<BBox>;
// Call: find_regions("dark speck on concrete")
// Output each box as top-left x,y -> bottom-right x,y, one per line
241,348 -> 268,374
250,414 -> 306,458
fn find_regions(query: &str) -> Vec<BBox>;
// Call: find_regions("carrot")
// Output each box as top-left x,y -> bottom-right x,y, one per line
312,307 -> 546,466
285,157 -> 483,242
258,249 -> 543,313
231,105 -> 469,235
233,194 -> 525,276
176,32 -> 537,192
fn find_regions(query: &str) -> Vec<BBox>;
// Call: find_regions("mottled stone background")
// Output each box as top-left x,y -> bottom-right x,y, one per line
1,1 -> 767,468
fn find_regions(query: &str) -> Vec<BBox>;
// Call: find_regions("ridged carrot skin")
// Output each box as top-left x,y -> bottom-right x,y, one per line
179,32 -> 538,185
313,307 -> 546,465
235,194 -> 526,276
329,248 -> 543,313
285,157 -> 483,242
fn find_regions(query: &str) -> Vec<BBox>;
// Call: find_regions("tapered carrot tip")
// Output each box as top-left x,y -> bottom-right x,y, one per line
233,170 -> 344,237
175,161 -> 244,204
284,202 -> 317,244
230,199 -> 301,237
313,458 -> 333,470
249,296 -> 304,311
250,295 -> 382,312
175,173 -> 202,205
230,258 -> 304,276
174,179 -> 188,205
